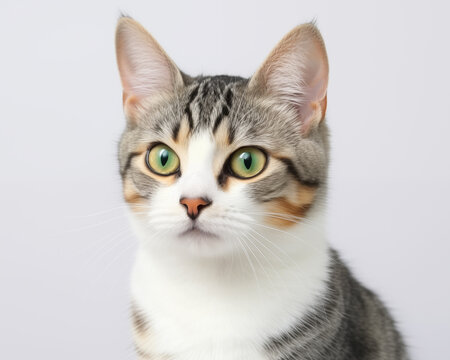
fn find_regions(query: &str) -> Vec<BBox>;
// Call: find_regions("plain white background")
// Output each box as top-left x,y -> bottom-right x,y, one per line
1,0 -> 449,359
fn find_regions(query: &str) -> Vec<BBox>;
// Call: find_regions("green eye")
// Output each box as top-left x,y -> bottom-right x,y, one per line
229,147 -> 267,179
146,144 -> 180,176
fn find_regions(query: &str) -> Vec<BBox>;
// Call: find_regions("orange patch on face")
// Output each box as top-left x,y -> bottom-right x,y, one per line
174,116 -> 191,145
264,184 -> 317,227
123,179 -> 145,206
213,117 -> 231,147
211,119 -> 236,180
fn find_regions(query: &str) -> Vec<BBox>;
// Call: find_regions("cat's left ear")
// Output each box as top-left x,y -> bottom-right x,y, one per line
115,17 -> 184,121
249,23 -> 329,135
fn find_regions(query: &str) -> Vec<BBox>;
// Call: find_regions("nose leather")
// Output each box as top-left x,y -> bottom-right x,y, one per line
179,197 -> 212,220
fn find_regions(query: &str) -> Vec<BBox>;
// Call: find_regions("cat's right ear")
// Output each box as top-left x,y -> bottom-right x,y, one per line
115,17 -> 183,122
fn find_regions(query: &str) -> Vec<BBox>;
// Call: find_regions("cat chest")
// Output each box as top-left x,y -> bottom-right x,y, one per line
130,262 -> 303,359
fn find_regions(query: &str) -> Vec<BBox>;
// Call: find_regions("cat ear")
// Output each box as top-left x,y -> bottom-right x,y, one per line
249,24 -> 329,135
115,17 -> 183,120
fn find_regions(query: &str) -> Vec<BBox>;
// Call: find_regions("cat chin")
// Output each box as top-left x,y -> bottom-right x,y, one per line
178,225 -> 219,239
129,217 -> 237,259
173,230 -> 238,258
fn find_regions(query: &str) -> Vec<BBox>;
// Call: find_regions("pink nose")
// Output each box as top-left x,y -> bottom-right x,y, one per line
179,197 -> 212,220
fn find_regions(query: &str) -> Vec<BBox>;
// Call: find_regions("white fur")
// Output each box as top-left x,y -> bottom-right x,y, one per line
128,133 -> 330,360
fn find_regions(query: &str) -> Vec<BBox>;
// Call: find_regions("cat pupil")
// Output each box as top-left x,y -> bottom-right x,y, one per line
160,150 -> 169,167
243,153 -> 252,169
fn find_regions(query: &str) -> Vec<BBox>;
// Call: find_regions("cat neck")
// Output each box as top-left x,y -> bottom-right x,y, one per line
129,207 -> 330,358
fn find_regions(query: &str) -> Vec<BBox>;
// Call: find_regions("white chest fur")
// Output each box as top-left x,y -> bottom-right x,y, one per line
130,210 -> 330,360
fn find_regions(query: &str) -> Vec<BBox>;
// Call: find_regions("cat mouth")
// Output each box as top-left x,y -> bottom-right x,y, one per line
179,225 -> 218,239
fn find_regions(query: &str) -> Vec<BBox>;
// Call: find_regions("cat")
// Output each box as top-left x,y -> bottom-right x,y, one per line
115,16 -> 409,360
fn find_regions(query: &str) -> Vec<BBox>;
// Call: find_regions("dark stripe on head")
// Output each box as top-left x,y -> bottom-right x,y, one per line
184,84 -> 200,130
172,122 -> 180,141
277,157 -> 320,187
212,113 -> 224,134
200,80 -> 210,100
225,86 -> 234,108
213,87 -> 234,135
197,80 -> 210,126
121,152 -> 141,178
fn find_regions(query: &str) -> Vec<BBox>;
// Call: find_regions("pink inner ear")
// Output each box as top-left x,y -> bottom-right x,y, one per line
296,42 -> 328,134
305,54 -> 329,102
115,18 -> 182,113
251,24 -> 329,134
120,40 -> 175,100
273,39 -> 328,132
118,33 -> 174,100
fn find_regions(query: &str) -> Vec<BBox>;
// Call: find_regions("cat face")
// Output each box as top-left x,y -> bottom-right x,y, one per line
116,18 -> 329,257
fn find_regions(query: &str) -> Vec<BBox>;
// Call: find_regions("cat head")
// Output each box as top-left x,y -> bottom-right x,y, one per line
115,17 -> 329,258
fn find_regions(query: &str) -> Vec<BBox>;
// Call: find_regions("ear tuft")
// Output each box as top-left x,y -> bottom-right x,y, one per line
249,23 -> 329,135
115,17 -> 183,120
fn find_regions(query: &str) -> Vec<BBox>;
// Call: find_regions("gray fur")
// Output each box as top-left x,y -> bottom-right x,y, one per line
266,250 -> 408,360
249,171 -> 290,202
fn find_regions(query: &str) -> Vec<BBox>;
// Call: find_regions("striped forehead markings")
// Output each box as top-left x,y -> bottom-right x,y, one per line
212,86 -> 234,135
173,83 -> 200,141
173,79 -> 236,142
184,84 -> 200,129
